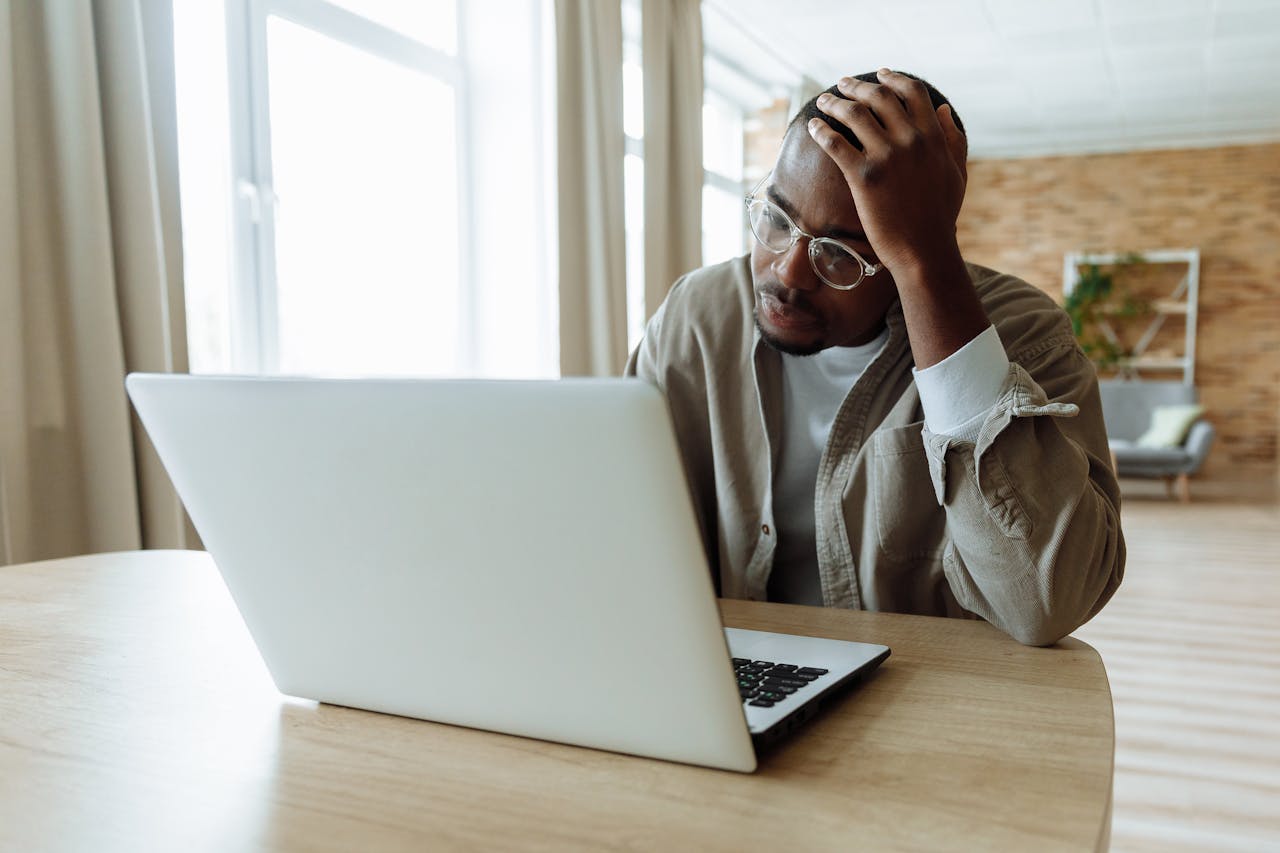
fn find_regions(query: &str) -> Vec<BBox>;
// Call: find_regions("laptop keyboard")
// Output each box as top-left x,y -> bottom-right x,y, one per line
732,658 -> 829,707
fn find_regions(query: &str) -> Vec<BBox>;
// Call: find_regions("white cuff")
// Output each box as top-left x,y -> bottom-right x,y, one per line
912,325 -> 1010,442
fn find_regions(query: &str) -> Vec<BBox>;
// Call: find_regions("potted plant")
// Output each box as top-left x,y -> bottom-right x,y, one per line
1063,252 -> 1148,370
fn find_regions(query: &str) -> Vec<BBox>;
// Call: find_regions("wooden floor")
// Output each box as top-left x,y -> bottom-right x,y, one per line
1072,492 -> 1280,852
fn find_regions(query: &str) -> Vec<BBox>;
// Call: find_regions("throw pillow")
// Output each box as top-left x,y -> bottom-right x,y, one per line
1136,404 -> 1205,448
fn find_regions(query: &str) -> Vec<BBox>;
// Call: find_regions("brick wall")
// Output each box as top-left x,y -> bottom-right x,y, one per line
744,97 -> 790,186
959,144 -> 1280,484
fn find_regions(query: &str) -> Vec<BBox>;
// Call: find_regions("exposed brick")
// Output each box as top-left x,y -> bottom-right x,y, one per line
959,144 -> 1280,485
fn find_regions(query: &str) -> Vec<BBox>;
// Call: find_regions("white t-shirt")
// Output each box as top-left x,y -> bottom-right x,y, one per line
767,324 -> 1009,606
768,328 -> 890,605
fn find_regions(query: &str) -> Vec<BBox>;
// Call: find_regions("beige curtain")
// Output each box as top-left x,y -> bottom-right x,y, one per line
641,0 -> 702,321
555,0 -> 629,377
0,0 -> 191,566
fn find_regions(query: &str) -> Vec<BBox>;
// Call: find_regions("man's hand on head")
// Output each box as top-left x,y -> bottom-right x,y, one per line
806,68 -> 968,281
806,68 -> 988,369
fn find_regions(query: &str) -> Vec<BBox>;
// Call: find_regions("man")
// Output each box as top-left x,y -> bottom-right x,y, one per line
626,69 -> 1124,646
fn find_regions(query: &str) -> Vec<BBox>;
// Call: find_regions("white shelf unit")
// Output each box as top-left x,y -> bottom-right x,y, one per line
1062,248 -> 1200,385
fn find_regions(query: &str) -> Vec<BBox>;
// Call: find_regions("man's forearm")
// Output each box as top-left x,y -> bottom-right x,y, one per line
891,241 -> 990,369
919,345 -> 1125,646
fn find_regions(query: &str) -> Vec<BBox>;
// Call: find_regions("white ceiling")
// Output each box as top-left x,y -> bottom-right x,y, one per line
703,0 -> 1280,159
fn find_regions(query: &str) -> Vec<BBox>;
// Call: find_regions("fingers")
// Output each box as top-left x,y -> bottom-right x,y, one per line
836,75 -> 912,137
873,68 -> 942,136
938,103 -> 968,182
814,92 -> 888,156
806,114 -> 864,173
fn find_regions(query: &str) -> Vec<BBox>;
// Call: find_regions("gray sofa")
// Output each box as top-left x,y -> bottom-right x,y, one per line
1097,380 -> 1215,502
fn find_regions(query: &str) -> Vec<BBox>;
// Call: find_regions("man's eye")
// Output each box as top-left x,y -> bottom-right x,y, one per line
766,208 -> 790,230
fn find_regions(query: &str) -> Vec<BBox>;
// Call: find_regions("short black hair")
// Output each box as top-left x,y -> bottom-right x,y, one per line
789,70 -> 964,151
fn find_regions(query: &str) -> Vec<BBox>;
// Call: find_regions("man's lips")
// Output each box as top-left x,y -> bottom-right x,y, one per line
759,290 -> 821,330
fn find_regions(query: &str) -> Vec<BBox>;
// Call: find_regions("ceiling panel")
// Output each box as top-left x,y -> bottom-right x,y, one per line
876,0 -> 996,41
1210,35 -> 1280,71
1213,5 -> 1280,38
1106,16 -> 1207,47
986,0 -> 1098,34
703,0 -> 1280,158
1103,0 -> 1213,24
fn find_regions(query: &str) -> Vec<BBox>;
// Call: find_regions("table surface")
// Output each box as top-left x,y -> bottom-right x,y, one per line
0,550 -> 1114,852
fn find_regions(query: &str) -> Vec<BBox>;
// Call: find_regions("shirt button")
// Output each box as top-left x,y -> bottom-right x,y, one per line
762,524 -> 771,535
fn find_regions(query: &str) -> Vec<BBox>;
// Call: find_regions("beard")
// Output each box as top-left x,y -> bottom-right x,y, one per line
753,309 -> 825,357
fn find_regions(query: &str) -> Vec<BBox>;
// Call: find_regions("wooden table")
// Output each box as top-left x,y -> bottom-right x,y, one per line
0,551 -> 1114,852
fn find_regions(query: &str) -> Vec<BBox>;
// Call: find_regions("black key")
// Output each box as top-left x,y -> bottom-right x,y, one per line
748,699 -> 774,707
738,679 -> 759,689
769,664 -> 798,673
796,667 -> 829,676
752,660 -> 775,667
732,658 -> 751,666
763,677 -> 807,689
763,667 -> 801,678
757,691 -> 787,702
760,683 -> 796,694
739,688 -> 758,698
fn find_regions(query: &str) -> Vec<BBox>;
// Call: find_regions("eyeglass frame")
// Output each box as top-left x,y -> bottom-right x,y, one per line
743,173 -> 883,291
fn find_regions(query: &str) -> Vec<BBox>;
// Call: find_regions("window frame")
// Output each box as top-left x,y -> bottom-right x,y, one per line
222,0 -> 473,374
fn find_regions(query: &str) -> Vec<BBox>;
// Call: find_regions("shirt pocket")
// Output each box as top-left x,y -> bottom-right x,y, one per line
871,422 -> 948,561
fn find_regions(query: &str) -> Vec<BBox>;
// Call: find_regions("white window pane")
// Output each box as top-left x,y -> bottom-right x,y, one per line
702,183 -> 745,266
173,0 -> 234,374
624,152 -> 645,350
266,17 -> 460,377
465,0 -> 556,378
326,0 -> 457,55
623,60 -> 644,141
703,94 -> 743,181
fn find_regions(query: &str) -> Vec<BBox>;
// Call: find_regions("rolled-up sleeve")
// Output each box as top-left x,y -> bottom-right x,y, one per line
921,337 -> 1125,646
913,324 -> 1010,443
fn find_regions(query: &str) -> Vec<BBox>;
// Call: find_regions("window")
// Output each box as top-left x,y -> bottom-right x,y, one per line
174,0 -> 555,378
621,0 -> 646,350
620,1 -> 761,349
701,89 -> 746,267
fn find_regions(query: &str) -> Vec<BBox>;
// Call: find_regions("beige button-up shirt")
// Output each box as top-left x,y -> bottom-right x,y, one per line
625,256 -> 1125,646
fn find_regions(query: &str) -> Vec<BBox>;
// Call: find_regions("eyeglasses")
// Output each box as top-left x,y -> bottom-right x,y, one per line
744,174 -> 882,291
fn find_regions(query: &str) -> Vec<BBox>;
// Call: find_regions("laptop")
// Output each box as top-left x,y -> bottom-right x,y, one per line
126,374 -> 889,773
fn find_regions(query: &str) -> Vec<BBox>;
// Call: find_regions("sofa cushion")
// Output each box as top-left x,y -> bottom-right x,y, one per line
1111,443 -> 1192,466
1098,380 -> 1198,441
1136,404 -> 1205,448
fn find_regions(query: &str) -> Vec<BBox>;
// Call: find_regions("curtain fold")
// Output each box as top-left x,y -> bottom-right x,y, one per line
641,0 -> 702,322
0,0 -> 191,565
554,0 -> 629,377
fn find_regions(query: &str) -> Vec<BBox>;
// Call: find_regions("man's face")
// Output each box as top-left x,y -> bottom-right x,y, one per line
751,129 -> 898,355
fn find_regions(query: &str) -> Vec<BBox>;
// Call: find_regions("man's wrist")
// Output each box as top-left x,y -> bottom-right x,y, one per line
887,237 -> 967,292
889,238 -> 990,369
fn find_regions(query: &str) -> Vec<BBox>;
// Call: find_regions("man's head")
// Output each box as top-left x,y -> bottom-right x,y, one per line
751,71 -> 963,356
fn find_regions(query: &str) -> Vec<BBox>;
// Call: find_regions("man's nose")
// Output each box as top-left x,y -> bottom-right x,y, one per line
774,239 -> 820,292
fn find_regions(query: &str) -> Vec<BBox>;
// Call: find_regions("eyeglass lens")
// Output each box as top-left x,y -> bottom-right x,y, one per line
747,200 -> 866,288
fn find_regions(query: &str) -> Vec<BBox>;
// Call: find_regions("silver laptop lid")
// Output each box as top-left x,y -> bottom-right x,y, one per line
127,375 -> 756,772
